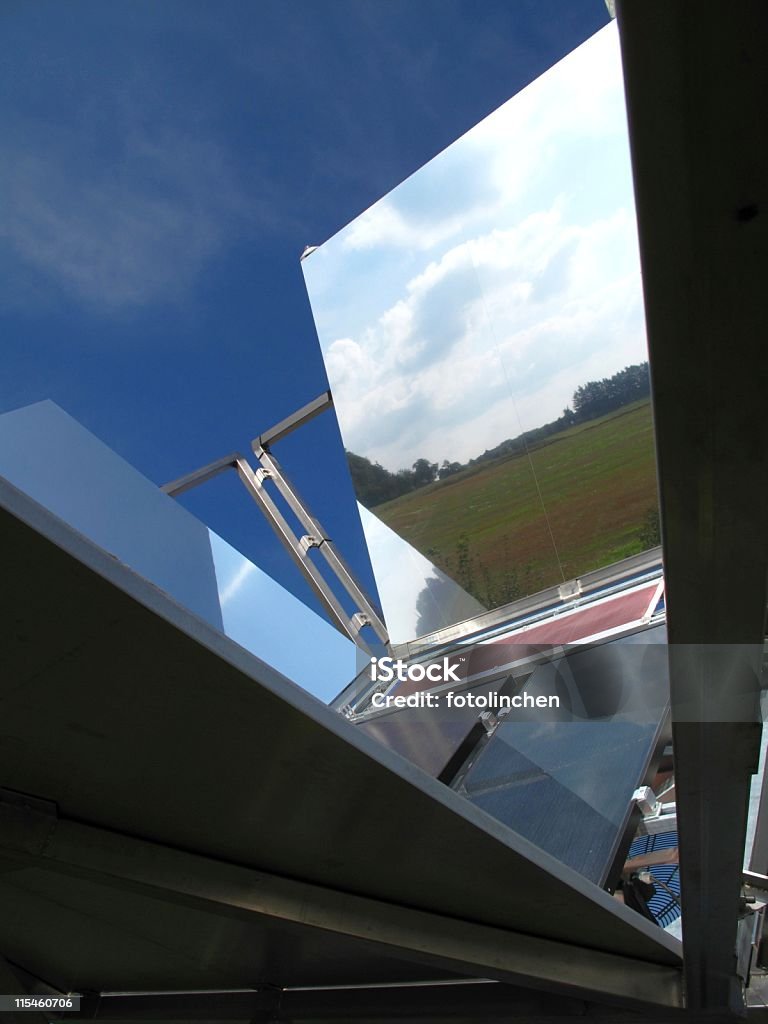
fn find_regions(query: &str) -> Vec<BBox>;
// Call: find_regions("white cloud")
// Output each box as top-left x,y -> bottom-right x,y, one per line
342,196 -> 489,254
305,23 -> 648,472
0,115 -> 274,311
336,22 -> 627,259
323,193 -> 645,471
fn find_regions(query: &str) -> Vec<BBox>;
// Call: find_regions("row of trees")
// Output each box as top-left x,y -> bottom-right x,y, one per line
348,362 -> 650,508
345,453 -> 441,507
468,362 -> 650,466
572,363 -> 650,421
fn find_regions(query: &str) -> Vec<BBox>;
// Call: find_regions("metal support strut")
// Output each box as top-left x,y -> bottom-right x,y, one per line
162,393 -> 389,651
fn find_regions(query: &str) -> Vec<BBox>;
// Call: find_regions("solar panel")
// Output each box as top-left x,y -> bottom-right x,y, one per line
452,626 -> 669,887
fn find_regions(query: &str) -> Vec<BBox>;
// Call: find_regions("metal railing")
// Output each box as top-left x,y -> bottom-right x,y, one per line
162,392 -> 389,652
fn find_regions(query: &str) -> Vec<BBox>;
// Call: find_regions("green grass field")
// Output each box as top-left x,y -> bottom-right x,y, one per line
373,400 -> 660,606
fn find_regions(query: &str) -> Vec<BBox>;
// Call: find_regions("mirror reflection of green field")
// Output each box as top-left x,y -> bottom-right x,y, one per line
373,400 -> 659,606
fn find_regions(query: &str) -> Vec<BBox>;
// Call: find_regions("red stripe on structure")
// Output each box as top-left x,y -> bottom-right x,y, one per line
392,583 -> 659,697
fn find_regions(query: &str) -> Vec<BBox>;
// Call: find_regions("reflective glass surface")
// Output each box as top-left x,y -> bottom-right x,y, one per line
454,628 -> 669,885
303,22 -> 658,644
0,400 -> 357,700
357,504 -> 484,642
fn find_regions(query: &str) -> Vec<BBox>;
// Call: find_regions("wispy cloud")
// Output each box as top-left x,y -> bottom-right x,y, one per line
219,556 -> 258,606
328,213 -> 643,469
336,23 -> 627,258
0,80 -> 279,312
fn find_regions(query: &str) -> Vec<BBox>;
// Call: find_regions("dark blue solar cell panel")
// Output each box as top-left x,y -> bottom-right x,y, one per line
455,626 -> 669,887
469,765 -> 623,882
645,864 -> 681,928
464,721 -> 660,828
629,830 -> 678,858
460,721 -> 660,882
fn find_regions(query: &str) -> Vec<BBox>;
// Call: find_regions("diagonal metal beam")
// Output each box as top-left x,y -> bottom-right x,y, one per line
0,800 -> 684,1014
160,449 -> 379,648
66,982 -> 685,1023
160,453 -> 239,498
256,390 -> 333,449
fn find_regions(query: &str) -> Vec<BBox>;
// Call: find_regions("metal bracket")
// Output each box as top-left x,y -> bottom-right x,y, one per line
479,711 -> 498,735
0,809 -> 685,1013
633,786 -> 661,818
350,612 -> 369,634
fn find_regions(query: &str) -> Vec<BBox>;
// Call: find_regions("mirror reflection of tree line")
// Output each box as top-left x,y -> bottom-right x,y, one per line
347,362 -> 651,507
347,362 -> 660,607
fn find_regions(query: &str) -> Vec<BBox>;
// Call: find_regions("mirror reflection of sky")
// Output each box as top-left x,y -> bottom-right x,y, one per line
304,23 -> 646,473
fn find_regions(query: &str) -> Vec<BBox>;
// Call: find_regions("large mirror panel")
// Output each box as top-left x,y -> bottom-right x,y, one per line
303,22 -> 658,645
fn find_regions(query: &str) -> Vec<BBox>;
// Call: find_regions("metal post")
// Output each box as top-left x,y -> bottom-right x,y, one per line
234,458 -> 374,652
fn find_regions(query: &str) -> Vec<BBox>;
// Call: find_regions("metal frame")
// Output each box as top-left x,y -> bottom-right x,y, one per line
251,441 -> 388,646
40,984 -> 692,1023
0,798 -> 685,1014
256,389 -> 333,448
162,393 -> 389,651
334,558 -> 665,716
435,624 -> 673,895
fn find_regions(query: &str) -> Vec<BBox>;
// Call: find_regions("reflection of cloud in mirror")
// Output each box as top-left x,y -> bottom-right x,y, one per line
305,22 -> 645,474
218,557 -> 258,606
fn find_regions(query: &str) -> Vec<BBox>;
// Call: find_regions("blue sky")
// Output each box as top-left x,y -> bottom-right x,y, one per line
0,0 -> 608,618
